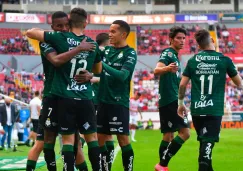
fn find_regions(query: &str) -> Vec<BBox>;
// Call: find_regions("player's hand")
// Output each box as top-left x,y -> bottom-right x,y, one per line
79,37 -> 96,51
75,70 -> 93,83
178,105 -> 187,118
167,62 -> 178,73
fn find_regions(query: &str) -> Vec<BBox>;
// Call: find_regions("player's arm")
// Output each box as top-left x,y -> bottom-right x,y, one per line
226,57 -> 243,88
178,76 -> 190,117
26,28 -> 45,42
154,62 -> 178,76
138,106 -> 143,120
231,74 -> 243,88
90,76 -> 100,83
42,38 -> 95,67
102,50 -> 137,82
92,61 -> 102,74
37,105 -> 41,116
154,51 -> 178,76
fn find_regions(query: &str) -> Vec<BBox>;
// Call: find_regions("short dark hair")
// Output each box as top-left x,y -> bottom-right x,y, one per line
194,29 -> 211,49
96,33 -> 109,46
70,8 -> 87,28
34,91 -> 40,97
169,26 -> 187,39
137,93 -> 141,97
52,11 -> 68,21
112,20 -> 130,37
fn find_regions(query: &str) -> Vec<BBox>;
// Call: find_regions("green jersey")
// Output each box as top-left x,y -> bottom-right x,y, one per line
99,45 -> 137,108
44,31 -> 101,99
158,47 -> 181,107
39,42 -> 56,97
92,74 -> 100,105
183,50 -> 238,116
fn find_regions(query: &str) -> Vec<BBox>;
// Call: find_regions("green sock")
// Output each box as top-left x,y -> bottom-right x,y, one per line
76,161 -> 88,171
26,160 -> 37,171
62,145 -> 74,171
121,144 -> 134,171
159,140 -> 170,160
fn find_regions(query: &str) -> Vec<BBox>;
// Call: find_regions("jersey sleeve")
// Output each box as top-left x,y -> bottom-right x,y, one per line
183,59 -> 191,78
122,50 -> 137,72
39,42 -> 56,57
44,31 -> 61,45
226,57 -> 238,78
158,51 -> 171,65
94,43 -> 101,63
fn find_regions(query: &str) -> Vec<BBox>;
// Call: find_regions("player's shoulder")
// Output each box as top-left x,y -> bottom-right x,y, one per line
160,47 -> 177,58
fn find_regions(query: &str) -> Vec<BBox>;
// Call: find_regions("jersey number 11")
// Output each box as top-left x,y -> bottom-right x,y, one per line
200,75 -> 213,95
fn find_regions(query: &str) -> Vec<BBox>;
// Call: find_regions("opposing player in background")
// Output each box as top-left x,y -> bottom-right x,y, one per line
26,91 -> 42,146
97,20 -> 137,171
27,8 -> 102,171
154,26 -> 190,171
129,92 -> 142,142
26,11 -> 94,171
178,29 -> 242,171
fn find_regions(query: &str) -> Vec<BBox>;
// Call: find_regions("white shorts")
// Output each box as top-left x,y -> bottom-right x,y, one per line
129,115 -> 138,125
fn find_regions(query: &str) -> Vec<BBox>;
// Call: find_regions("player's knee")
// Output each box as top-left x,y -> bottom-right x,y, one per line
117,135 -> 130,147
84,133 -> 98,143
34,142 -> 44,153
179,128 -> 190,141
163,132 -> 174,142
62,134 -> 75,145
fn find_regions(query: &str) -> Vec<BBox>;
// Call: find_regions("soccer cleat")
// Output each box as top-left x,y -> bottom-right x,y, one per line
131,139 -> 137,142
154,164 -> 169,171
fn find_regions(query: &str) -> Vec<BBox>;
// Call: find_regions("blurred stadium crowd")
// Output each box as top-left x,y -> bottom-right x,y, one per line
0,24 -> 242,111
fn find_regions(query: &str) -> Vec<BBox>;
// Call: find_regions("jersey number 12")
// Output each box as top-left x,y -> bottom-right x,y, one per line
70,58 -> 87,78
200,75 -> 213,95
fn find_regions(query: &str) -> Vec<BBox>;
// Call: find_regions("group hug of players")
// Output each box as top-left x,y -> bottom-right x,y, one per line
24,7 -> 242,171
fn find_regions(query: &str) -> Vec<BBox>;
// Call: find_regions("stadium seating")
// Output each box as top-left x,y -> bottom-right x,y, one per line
137,28 -> 198,55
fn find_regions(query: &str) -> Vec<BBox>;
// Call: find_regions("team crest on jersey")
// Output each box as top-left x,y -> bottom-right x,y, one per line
45,118 -> 51,127
118,51 -> 123,59
105,49 -> 110,55
168,52 -> 173,57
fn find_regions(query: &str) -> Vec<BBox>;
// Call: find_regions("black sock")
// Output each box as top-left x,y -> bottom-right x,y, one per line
207,159 -> 214,171
43,143 -> 56,171
74,143 -> 78,161
26,160 -> 36,171
160,136 -> 185,167
159,140 -> 170,161
106,141 -> 114,170
105,141 -> 114,170
121,144 -> 134,171
199,142 -> 214,171
76,161 -> 88,171
87,141 -> 101,171
80,137 -> 86,148
62,144 -> 75,171
100,145 -> 109,171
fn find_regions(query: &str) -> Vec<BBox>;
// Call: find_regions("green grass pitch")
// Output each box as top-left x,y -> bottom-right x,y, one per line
1,129 -> 243,171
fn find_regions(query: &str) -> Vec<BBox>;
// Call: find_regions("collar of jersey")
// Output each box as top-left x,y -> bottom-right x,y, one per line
168,47 -> 178,55
112,45 -> 129,50
70,32 -> 85,37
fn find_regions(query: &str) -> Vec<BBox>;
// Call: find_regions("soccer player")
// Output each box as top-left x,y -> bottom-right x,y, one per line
97,20 -> 137,171
76,32 -> 115,171
26,11 -> 94,171
26,8 -> 102,171
129,92 -> 142,142
178,29 -> 242,171
154,26 -> 190,171
27,91 -> 42,146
